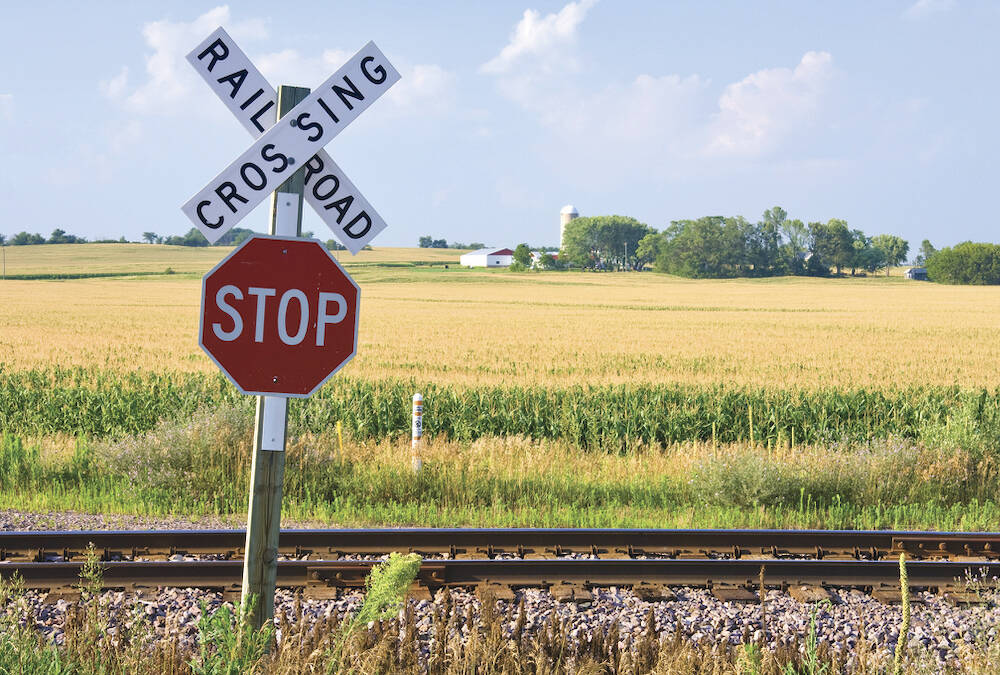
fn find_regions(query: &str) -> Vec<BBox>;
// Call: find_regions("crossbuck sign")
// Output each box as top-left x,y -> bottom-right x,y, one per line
183,28 -> 399,253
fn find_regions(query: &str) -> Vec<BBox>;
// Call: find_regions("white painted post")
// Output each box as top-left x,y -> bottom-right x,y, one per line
411,393 -> 423,473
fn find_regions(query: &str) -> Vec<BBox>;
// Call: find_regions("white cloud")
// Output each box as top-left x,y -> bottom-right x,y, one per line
904,0 -> 956,20
483,4 -> 838,172
481,0 -> 597,75
385,64 -> 456,114
255,48 -> 351,89
120,6 -> 269,114
707,51 -> 835,156
0,94 -> 12,121
99,67 -> 129,99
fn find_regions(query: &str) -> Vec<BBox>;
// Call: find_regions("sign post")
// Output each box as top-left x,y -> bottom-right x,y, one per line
241,84 -> 306,630
187,27 -> 397,631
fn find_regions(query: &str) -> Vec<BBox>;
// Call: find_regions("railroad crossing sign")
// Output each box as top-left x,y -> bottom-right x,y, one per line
182,28 -> 399,252
199,235 -> 359,397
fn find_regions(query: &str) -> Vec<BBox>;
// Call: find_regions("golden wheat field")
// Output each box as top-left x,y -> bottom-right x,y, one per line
2,244 -> 999,389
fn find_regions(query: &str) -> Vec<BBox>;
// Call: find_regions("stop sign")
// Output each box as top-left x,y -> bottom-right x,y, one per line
199,235 -> 359,397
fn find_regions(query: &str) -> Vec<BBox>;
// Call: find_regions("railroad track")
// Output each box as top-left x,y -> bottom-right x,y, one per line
2,530 -> 998,602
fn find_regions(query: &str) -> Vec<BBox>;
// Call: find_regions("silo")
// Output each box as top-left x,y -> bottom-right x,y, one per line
559,204 -> 579,250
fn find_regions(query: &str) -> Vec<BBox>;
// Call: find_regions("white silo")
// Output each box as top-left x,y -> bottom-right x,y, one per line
559,204 -> 579,249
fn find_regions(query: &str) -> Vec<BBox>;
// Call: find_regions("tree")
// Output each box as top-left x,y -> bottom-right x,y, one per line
11,231 -> 45,245
926,242 -> 1000,284
538,253 -> 561,270
49,229 -> 84,244
431,238 -> 447,248
163,228 -> 209,247
870,234 -> 909,276
780,219 -> 809,275
560,215 -> 654,270
418,236 -> 433,248
914,239 -> 936,265
0,234 -> 5,246
326,239 -> 346,251
654,217 -> 737,278
142,232 -> 159,244
809,219 -> 853,275
512,243 -> 532,267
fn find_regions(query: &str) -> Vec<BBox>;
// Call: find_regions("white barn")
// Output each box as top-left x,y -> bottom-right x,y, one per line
460,247 -> 514,268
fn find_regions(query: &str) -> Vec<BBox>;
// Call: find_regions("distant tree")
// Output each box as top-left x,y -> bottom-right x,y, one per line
635,232 -> 664,269
418,236 -> 433,248
142,232 -> 158,244
870,234 -> 909,276
163,228 -> 208,247
780,218 -> 809,275
654,217 -> 742,278
49,228 -> 85,244
809,219 -> 853,275
561,215 -> 654,270
926,242 -> 1000,284
11,231 -> 45,245
430,238 -> 447,248
214,227 -> 254,246
326,239 -> 346,251
538,253 -> 561,270
512,243 -> 532,267
468,242 -> 485,250
0,234 -> 5,246
914,239 -> 936,265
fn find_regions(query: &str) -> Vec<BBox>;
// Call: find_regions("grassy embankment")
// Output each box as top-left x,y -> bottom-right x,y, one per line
1,244 -> 999,529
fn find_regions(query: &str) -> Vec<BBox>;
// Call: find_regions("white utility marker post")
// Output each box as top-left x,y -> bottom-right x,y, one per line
411,393 -> 423,473
241,84 -> 307,631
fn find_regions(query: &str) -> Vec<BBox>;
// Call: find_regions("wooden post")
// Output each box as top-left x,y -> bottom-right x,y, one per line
241,84 -> 309,631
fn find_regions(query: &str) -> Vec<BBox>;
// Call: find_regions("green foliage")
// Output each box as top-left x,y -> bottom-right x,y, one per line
915,239 -> 936,265
560,215 -> 654,270
47,229 -> 86,245
213,227 -> 255,246
0,434 -> 41,485
162,228 -> 209,247
10,368 -> 1000,451
871,234 -> 909,275
190,597 -> 274,675
0,574 -> 70,674
809,219 -> 853,275
926,241 -> 1000,284
10,231 -> 46,245
512,243 -> 532,267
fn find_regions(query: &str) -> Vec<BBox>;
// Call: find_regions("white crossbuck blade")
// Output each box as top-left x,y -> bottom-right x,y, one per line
182,27 -> 399,252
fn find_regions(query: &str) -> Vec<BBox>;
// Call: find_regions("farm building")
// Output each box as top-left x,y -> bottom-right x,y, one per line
905,267 -> 928,280
460,247 -> 514,268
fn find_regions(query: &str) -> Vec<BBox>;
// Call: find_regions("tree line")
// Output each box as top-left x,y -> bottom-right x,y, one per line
560,208 -> 911,277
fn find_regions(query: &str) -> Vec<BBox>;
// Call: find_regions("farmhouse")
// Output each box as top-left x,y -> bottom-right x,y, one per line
460,247 -> 514,268
905,267 -> 928,280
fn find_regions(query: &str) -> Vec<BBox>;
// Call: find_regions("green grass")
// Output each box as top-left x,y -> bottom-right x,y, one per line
3,399 -> 999,529
5,366 -> 1000,448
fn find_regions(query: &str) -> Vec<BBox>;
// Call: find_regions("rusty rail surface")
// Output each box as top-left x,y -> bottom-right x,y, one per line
1,529 -> 999,563
3,559 -> 998,598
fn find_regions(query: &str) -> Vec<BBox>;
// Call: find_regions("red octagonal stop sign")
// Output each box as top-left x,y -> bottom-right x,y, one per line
199,235 -> 359,397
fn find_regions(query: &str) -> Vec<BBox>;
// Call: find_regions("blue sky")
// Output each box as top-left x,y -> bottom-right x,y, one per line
1,0 -> 997,250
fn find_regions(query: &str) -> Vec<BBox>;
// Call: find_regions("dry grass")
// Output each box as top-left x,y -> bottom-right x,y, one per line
2,244 -> 1000,388
0,243 -> 464,276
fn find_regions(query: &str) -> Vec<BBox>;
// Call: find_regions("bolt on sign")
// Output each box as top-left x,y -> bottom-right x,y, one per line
183,28 -> 400,252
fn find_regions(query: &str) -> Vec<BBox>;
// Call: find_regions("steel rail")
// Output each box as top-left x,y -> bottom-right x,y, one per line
1,529 -> 998,563
2,559 -> 997,596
